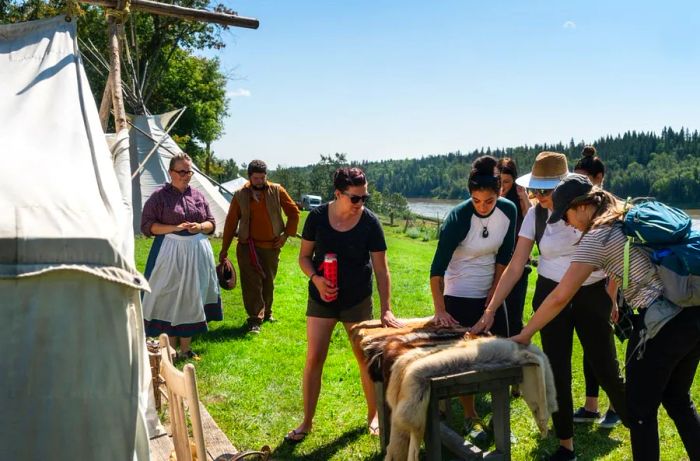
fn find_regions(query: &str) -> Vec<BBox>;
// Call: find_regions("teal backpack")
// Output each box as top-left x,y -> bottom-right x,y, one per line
621,199 -> 700,307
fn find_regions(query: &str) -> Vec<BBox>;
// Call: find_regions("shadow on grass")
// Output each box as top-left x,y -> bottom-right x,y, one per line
271,426 -> 382,460
526,424 -> 623,460
196,323 -> 252,342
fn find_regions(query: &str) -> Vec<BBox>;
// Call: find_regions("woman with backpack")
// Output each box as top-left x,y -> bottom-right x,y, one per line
572,146 -> 622,429
510,173 -> 700,460
472,152 -> 627,461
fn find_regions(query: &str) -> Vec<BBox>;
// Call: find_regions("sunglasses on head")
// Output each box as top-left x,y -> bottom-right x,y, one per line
342,191 -> 370,204
171,169 -> 194,177
528,188 -> 552,196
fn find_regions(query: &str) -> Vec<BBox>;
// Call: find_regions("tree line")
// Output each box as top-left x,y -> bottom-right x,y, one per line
271,127 -> 700,207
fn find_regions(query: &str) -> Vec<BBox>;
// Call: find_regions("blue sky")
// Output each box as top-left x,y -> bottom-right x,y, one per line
210,0 -> 700,168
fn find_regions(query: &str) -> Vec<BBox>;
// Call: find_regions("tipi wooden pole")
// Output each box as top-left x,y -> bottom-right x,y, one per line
108,12 -> 127,132
80,0 -> 259,28
98,78 -> 112,131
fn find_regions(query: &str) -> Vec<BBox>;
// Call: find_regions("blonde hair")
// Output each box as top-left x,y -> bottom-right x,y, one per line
568,186 -> 626,233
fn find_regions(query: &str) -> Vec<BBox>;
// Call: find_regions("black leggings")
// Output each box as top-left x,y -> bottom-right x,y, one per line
626,306 -> 700,460
503,265 -> 531,336
533,276 -> 627,440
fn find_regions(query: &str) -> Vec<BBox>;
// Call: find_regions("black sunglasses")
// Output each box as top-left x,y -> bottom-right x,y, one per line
342,191 -> 370,204
171,169 -> 194,177
528,188 -> 552,196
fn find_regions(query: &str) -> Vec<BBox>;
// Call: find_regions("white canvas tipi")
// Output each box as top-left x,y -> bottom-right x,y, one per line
0,16 -> 149,460
130,111 -> 232,237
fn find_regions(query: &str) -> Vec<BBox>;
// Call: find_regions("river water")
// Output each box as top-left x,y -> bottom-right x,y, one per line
407,199 -> 700,231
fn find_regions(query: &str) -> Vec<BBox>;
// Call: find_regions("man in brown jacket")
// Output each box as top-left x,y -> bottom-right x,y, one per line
219,160 -> 300,333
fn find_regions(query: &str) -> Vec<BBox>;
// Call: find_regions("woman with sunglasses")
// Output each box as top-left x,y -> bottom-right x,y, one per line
286,167 -> 403,443
140,153 -> 222,360
511,174 -> 700,461
430,155 -> 517,441
473,152 -> 627,461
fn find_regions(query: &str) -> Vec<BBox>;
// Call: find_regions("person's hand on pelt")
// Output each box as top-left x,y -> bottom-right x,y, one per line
433,310 -> 459,327
470,309 -> 495,334
510,331 -> 532,346
381,309 -> 405,328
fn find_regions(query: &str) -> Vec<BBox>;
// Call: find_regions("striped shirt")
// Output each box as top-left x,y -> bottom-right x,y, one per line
571,225 -> 664,309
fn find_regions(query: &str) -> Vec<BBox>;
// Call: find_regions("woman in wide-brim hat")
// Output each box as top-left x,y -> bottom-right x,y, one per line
472,152 -> 627,461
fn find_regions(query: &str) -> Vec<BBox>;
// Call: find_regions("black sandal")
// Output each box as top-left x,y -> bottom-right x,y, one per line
284,429 -> 308,443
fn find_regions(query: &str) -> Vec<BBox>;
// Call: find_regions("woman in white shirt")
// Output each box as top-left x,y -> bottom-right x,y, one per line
473,152 -> 627,461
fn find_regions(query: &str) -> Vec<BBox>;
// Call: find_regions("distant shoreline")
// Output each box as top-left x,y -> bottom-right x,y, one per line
407,198 -> 700,225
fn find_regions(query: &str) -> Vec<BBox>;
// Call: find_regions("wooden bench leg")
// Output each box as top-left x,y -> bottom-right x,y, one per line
490,386 -> 511,460
424,394 -> 442,461
375,381 -> 391,452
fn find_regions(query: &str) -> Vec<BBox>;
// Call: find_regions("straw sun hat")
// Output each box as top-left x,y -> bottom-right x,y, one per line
515,151 -> 570,189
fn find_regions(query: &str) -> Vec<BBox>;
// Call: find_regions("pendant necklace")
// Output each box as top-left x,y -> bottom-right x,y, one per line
477,216 -> 491,238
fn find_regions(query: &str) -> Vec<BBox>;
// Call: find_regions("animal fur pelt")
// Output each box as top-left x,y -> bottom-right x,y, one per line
384,337 -> 557,461
351,317 -> 471,384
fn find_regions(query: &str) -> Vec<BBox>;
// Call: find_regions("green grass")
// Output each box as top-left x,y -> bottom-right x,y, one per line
135,216 -> 698,460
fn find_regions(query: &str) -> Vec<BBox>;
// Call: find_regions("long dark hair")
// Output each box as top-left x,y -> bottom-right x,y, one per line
497,157 -> 518,178
468,155 -> 500,195
574,146 -> 605,178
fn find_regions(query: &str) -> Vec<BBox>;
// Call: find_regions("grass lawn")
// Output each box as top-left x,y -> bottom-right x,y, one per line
135,214 -> 699,460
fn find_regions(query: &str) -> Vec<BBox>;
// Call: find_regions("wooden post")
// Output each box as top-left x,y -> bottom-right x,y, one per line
79,0 -> 259,28
108,14 -> 127,132
98,77 -> 112,131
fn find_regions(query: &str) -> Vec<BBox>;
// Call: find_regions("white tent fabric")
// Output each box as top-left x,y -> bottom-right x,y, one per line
221,176 -> 247,193
108,131 -> 165,439
0,16 -> 149,460
130,113 -> 231,237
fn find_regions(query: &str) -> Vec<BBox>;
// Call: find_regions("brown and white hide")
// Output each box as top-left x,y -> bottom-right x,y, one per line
384,337 -> 557,461
352,317 -> 470,386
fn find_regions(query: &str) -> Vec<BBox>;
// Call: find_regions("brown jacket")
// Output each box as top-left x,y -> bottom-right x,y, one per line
221,182 -> 300,250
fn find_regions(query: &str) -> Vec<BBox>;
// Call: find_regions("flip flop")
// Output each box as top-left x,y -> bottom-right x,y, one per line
368,423 -> 380,437
284,429 -> 308,443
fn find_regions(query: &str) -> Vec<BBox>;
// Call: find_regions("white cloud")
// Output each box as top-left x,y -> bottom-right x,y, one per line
228,88 -> 251,98
563,20 -> 576,29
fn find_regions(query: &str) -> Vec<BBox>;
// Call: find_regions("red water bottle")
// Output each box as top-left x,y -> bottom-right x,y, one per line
323,253 -> 338,301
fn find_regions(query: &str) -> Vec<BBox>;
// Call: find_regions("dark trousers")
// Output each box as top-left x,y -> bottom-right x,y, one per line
533,276 -> 627,440
444,295 -> 509,337
626,306 -> 700,460
237,244 -> 280,326
583,355 -> 601,398
503,265 -> 531,336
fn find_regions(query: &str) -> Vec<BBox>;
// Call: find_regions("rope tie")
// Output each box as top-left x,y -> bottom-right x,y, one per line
64,0 -> 84,21
105,0 -> 132,22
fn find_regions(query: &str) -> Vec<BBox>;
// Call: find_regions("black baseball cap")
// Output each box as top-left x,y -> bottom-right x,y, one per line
548,174 -> 594,224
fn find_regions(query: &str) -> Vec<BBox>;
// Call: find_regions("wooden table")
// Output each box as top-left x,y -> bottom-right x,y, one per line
375,365 -> 523,461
